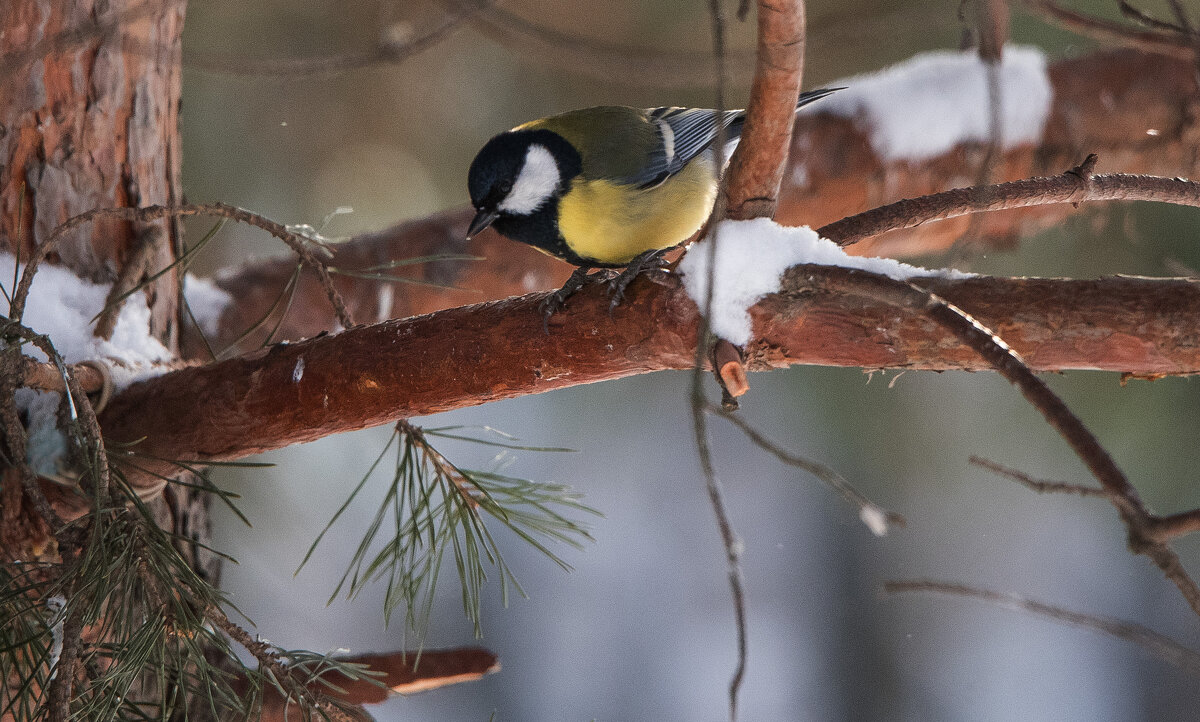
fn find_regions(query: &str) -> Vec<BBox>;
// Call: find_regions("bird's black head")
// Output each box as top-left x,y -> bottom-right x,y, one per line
466,128 -> 582,239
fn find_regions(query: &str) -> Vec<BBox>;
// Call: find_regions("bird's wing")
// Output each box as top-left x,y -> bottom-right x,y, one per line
623,107 -> 744,189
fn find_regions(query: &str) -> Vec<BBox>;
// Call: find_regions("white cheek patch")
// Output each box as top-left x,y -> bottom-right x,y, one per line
499,144 -> 560,215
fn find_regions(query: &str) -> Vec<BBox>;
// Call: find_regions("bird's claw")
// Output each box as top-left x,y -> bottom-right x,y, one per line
540,266 -> 612,333
606,249 -> 670,314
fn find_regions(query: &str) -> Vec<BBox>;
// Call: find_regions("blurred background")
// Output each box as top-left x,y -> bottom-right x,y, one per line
180,1 -> 1200,719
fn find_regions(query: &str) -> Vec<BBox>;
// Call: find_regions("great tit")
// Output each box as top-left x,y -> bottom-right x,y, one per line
466,87 -> 841,320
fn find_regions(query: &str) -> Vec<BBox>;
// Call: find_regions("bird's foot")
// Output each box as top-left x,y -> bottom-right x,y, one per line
607,249 -> 671,313
540,266 -> 615,333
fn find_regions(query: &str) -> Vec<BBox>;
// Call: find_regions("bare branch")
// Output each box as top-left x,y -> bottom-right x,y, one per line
95,270 -> 1200,494
818,161 -> 1200,248
969,455 -> 1109,498
710,403 -> 904,534
1020,0 -> 1192,59
886,579 -> 1200,677
13,203 -> 355,332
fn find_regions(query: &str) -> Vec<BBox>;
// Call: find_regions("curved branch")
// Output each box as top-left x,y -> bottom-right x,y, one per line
185,1 -> 485,77
818,161 -> 1200,247
723,0 -> 805,219
1020,0 -> 1192,59
15,203 -> 354,331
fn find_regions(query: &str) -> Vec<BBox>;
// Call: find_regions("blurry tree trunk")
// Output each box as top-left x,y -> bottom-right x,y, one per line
0,0 -> 220,715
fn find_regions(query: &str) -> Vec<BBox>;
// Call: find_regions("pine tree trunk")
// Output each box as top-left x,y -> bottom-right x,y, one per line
1,0 -> 185,342
1,2 -> 219,716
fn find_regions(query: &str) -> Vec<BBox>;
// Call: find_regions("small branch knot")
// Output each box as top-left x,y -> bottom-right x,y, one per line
1065,153 -> 1100,206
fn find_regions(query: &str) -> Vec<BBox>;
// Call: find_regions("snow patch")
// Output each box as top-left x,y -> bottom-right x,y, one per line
0,253 -> 174,388
809,46 -> 1052,162
678,218 -> 972,346
0,253 -> 176,475
859,505 -> 890,537
183,274 -> 232,336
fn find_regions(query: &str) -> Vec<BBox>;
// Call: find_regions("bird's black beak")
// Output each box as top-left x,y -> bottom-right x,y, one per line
466,208 -> 499,239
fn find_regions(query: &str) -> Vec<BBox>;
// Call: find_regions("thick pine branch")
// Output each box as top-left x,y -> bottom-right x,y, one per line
96,270 -> 1200,495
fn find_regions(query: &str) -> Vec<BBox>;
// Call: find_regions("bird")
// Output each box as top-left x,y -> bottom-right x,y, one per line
465,88 -> 841,326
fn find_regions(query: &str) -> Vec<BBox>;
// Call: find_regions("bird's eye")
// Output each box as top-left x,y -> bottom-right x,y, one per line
497,180 -> 513,195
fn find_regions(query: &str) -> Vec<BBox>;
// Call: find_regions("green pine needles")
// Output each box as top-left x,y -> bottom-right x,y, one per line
300,421 -> 597,640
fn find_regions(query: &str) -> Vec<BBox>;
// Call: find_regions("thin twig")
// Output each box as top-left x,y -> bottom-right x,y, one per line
1019,0 -> 1191,60
205,603 -> 354,722
710,403 -> 904,534
12,203 -> 355,331
885,579 -> 1200,677
186,0 -> 487,77
697,1 -> 748,719
969,455 -> 1109,498
1120,0 -> 1187,33
94,228 -> 161,341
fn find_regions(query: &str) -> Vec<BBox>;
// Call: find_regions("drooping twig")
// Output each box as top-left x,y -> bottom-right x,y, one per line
696,1 -> 808,717
11,203 -> 355,332
973,455 -> 1200,543
697,0 -> 746,717
710,403 -> 904,534
885,579 -> 1200,677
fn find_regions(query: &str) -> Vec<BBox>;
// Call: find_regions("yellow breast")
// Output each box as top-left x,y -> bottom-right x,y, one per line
557,156 -> 717,266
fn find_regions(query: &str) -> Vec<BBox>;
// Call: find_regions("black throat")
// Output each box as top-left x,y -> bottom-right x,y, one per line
489,130 -> 600,266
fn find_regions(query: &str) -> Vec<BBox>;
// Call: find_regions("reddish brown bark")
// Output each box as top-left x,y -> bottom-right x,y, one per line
192,49 -> 1200,356
99,270 -> 1200,493
1,0 -> 186,345
723,0 -> 805,220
